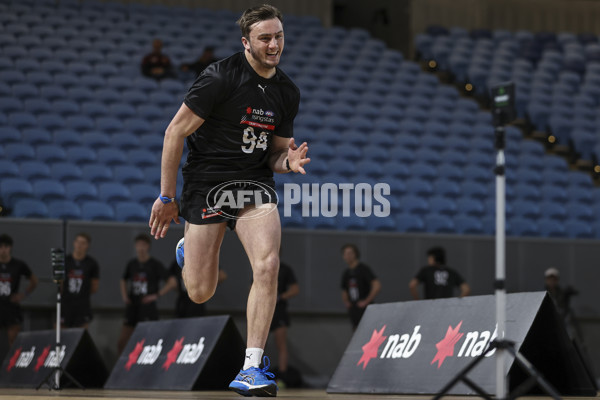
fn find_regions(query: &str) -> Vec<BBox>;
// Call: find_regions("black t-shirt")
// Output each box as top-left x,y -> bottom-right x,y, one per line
341,263 -> 377,304
183,52 -> 300,182
0,258 -> 32,303
276,262 -> 297,309
62,255 -> 99,305
415,265 -> 465,299
122,257 -> 166,302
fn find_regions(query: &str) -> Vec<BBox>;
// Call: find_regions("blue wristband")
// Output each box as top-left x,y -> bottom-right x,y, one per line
159,195 -> 175,204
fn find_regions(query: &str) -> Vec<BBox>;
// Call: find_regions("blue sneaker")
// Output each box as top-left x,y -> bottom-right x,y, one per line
175,237 -> 184,269
229,356 -> 278,397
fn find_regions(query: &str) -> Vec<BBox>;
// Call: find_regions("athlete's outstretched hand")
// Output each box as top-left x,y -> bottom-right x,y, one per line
287,137 -> 310,174
149,198 -> 180,239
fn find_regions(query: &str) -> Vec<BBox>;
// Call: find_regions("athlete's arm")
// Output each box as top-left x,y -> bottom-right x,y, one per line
409,278 -> 420,300
279,282 -> 299,301
269,136 -> 310,174
358,278 -> 381,308
90,278 -> 99,294
150,103 -> 205,239
459,282 -> 470,298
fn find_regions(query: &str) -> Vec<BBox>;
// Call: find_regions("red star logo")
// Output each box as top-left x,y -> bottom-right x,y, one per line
357,325 -> 387,370
246,106 -> 252,114
34,346 -> 50,372
6,347 -> 21,372
125,339 -> 145,371
431,321 -> 464,369
162,337 -> 184,371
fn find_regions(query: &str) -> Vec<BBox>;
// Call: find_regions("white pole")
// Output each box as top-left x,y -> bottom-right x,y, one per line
495,129 -> 507,399
55,290 -> 61,389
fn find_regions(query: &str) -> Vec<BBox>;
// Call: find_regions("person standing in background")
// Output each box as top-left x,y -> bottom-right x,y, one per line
409,246 -> 470,300
0,234 -> 38,347
62,232 -> 99,328
117,234 -> 173,354
340,244 -> 381,330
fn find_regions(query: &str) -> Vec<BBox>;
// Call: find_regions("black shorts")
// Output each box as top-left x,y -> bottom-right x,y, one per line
175,295 -> 206,318
124,301 -> 159,327
270,304 -> 290,331
61,301 -> 92,327
180,177 -> 277,229
0,302 -> 23,328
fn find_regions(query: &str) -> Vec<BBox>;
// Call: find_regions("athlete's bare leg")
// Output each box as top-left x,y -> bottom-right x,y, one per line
235,204 -> 280,350
182,222 -> 227,304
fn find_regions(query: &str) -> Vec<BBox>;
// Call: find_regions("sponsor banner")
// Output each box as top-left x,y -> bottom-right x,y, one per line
328,292 -> 595,396
104,315 -> 244,390
0,328 -> 107,388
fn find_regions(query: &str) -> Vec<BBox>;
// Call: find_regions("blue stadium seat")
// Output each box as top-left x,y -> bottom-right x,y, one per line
396,213 -> 425,232
461,181 -> 488,199
137,104 -> 164,121
0,126 -> 21,143
65,180 -> 98,202
398,195 -> 428,214
98,182 -> 131,204
50,162 -> 83,182
23,98 -> 52,114
96,116 -> 124,132
32,179 -> 66,201
5,143 -> 35,162
48,199 -> 82,220
327,158 -> 357,177
81,132 -> 111,148
124,118 -> 152,134
508,217 -> 538,237
366,216 -> 397,232
540,201 -> 567,220
82,164 -> 113,183
138,133 -> 164,152
130,183 -> 158,204
355,160 -> 383,178
81,201 -> 115,221
540,185 -> 568,202
19,160 -> 51,180
336,215 -> 367,231
97,148 -> 128,165
53,72 -> 79,88
36,144 -> 67,164
0,97 -> 23,114
381,161 -> 409,179
429,196 -> 457,216
52,99 -> 80,116
565,202 -> 593,220
53,129 -> 82,147
454,215 -> 484,234
564,219 -> 593,239
513,183 -> 541,201
38,113 -> 66,131
79,75 -> 106,90
66,146 -> 97,165
0,160 -> 20,178
81,101 -> 109,117
512,199 -> 541,219
455,198 -> 485,217
437,163 -> 464,182
409,162 -> 437,179
12,198 -> 48,218
433,180 -> 461,198
66,115 -> 95,131
114,201 -> 148,222
405,178 -> 433,197
424,214 -> 455,233
8,112 -> 37,129
538,218 -> 566,238
113,165 -> 145,184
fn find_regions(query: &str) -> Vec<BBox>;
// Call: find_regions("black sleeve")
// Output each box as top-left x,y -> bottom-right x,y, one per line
415,267 -> 427,282
274,87 -> 299,139
183,64 -> 229,120
122,261 -> 132,280
451,268 -> 465,286
89,258 -> 100,279
19,260 -> 32,278
362,264 -> 377,281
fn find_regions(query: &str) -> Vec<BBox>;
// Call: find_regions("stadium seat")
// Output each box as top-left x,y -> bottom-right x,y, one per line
336,215 -> 367,231
114,201 -> 148,222
35,144 -> 67,164
564,219 -> 594,239
81,201 -> 115,221
0,160 -> 20,178
508,217 -> 539,237
538,218 -> 566,238
454,215 -> 484,234
424,214 -> 455,233
12,198 -> 48,218
67,115 -> 95,131
32,179 -> 66,201
38,113 -> 66,131
0,126 -> 21,144
52,99 -> 80,116
395,213 -> 425,232
461,181 -> 488,199
366,216 -> 397,231
398,195 -> 428,215
53,129 -> 82,147
50,162 -> 83,182
97,148 -> 127,165
19,160 -> 51,180
98,182 -> 131,203
429,196 -> 457,216
130,183 -> 158,204
66,146 -> 97,165
65,180 -> 98,202
81,132 -> 111,148
82,163 -> 113,183
113,165 -> 145,184
5,143 -> 35,162
47,199 -> 82,220
143,166 -> 161,187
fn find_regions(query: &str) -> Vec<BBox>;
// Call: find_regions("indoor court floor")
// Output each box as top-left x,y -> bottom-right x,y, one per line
0,389 -> 598,400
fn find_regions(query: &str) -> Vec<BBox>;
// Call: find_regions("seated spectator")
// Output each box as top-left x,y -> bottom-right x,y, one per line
141,39 -> 172,80
180,46 -> 217,77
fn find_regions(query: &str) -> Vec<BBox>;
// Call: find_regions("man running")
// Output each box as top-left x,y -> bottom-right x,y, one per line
149,4 -> 309,397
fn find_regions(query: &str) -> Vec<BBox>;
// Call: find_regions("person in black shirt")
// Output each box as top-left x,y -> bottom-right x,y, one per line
270,261 -> 299,381
117,234 -> 172,354
180,46 -> 218,78
167,260 -> 227,318
61,232 -> 99,328
149,5 -> 310,396
340,244 -> 381,330
0,234 -> 38,347
409,246 -> 470,300
141,38 -> 173,80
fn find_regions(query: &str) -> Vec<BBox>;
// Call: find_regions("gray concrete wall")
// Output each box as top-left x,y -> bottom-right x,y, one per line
0,218 -> 598,385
